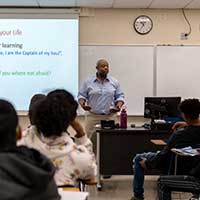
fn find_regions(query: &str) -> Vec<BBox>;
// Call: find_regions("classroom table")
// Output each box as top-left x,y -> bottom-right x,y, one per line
96,127 -> 171,190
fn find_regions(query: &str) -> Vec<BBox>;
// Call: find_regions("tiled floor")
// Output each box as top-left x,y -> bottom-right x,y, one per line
88,175 -> 192,200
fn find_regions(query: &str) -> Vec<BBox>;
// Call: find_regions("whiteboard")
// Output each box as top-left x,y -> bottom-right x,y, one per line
156,46 -> 200,99
79,45 -> 154,115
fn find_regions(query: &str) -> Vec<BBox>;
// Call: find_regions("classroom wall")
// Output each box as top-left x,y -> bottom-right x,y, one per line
19,8 -> 200,130
80,9 -> 200,45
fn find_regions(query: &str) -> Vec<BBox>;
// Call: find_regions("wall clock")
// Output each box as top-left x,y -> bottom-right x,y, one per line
133,15 -> 153,35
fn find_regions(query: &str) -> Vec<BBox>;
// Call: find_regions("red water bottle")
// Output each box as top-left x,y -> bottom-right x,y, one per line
120,107 -> 127,128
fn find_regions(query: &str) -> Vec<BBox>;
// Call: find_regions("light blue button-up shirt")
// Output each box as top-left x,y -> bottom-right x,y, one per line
78,75 -> 125,114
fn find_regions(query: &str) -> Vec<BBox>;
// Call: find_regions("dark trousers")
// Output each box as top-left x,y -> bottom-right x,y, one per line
157,175 -> 200,200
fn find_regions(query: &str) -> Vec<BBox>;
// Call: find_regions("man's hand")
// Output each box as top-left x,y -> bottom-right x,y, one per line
110,106 -> 120,113
82,104 -> 92,111
79,98 -> 92,111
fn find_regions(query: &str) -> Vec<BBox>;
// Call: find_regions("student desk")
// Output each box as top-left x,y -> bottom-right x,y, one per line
96,127 -> 171,190
171,147 -> 200,175
58,189 -> 89,200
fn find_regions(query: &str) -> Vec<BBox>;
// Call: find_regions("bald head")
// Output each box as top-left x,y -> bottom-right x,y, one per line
96,59 -> 108,67
96,59 -> 109,78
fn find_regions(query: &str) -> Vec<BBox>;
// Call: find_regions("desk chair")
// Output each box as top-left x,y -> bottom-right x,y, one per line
166,146 -> 200,199
78,178 -> 97,192
158,175 -> 200,200
170,145 -> 200,175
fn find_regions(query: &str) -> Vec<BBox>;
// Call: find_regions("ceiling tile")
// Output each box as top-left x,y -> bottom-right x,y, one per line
76,0 -> 113,8
113,0 -> 152,8
0,0 -> 37,6
150,0 -> 192,9
186,0 -> 200,9
38,0 -> 76,7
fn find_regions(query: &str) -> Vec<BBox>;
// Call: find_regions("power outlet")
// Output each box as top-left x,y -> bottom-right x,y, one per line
180,33 -> 188,40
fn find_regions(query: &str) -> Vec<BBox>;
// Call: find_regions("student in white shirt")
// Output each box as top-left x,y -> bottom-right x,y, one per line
18,89 -> 96,187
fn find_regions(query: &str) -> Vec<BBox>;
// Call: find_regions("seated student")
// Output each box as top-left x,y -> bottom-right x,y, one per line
28,93 -> 93,153
47,89 -> 93,153
157,160 -> 200,200
131,98 -> 200,200
18,89 -> 96,187
0,99 -> 60,200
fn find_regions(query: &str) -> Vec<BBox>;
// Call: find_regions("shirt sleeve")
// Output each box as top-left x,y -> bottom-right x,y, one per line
78,80 -> 88,101
114,80 -> 125,103
166,130 -> 186,149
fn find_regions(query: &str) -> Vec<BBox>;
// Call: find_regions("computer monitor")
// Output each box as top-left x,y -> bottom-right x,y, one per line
144,97 -> 181,120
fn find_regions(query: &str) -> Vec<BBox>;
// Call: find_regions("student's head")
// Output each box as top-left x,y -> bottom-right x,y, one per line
47,89 -> 78,120
29,94 -> 46,125
96,59 -> 109,77
0,99 -> 18,149
33,89 -> 78,137
179,98 -> 200,121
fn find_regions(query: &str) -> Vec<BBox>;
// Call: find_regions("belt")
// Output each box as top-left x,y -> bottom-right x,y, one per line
89,111 -> 109,115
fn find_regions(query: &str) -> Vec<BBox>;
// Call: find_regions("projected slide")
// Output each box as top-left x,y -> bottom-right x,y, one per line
0,19 -> 78,111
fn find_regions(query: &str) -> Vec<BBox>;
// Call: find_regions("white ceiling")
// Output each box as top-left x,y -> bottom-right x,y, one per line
0,0 -> 199,9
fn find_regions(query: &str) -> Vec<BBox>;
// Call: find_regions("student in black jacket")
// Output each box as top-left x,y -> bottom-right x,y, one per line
131,98 -> 200,200
0,99 -> 60,200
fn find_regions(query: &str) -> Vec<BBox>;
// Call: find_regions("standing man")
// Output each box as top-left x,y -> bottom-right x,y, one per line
78,59 -> 125,141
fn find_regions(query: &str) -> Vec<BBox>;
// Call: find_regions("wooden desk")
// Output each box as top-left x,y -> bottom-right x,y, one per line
96,127 -> 171,190
150,139 -> 166,146
62,187 -> 80,192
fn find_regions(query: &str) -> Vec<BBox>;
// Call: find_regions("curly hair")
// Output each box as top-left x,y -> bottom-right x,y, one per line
33,89 -> 78,137
179,98 -> 200,120
29,94 -> 46,125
